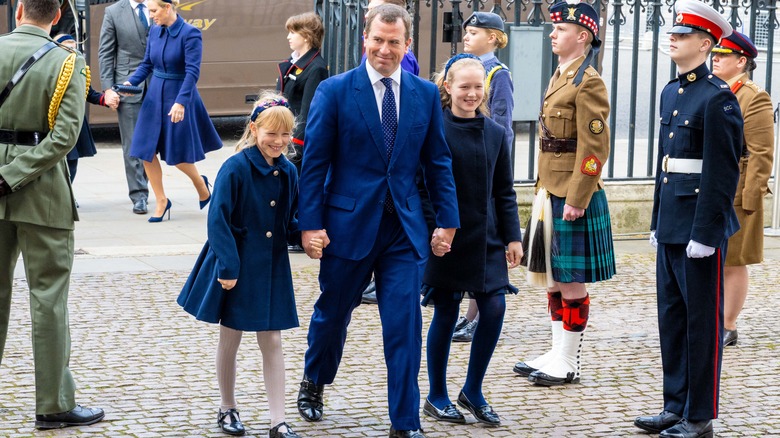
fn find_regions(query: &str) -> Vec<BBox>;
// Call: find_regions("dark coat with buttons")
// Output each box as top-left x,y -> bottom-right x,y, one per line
277,48 -> 328,147
423,109 -> 521,292
651,63 -> 742,247
178,147 -> 301,331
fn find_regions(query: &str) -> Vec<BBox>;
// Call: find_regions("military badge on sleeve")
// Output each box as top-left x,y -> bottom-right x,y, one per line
589,119 -> 604,134
581,155 -> 601,176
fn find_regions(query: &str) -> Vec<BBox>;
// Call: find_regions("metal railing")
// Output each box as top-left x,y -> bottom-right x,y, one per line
317,0 -> 778,184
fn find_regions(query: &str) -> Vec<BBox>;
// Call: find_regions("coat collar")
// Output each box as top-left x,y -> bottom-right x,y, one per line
158,15 -> 185,37
291,48 -> 320,70
546,55 -> 585,98
243,145 -> 289,176
675,62 -> 710,86
12,24 -> 51,40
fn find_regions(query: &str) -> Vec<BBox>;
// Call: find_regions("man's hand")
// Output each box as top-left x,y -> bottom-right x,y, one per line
431,227 -> 456,257
563,204 -> 585,221
303,229 -> 330,259
218,278 -> 237,290
649,230 -> 657,248
686,240 -> 715,258
506,241 -> 524,268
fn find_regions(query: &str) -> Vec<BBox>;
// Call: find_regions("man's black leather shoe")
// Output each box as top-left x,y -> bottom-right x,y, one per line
35,405 -> 105,429
217,408 -> 245,436
456,391 -> 500,426
634,410 -> 682,434
388,426 -> 425,437
133,198 -> 148,214
297,376 -> 324,422
422,398 -> 465,424
659,419 -> 713,438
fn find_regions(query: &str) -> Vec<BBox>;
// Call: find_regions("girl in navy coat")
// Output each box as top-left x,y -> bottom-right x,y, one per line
178,92 -> 307,438
422,55 -> 523,428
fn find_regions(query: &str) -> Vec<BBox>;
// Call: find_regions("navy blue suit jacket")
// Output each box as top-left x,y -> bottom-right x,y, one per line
651,63 -> 742,248
299,62 -> 460,260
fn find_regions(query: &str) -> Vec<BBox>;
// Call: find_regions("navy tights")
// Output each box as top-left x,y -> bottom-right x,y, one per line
426,293 -> 506,408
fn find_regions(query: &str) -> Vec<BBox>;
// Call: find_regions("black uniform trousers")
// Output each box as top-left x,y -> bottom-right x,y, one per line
656,242 -> 726,421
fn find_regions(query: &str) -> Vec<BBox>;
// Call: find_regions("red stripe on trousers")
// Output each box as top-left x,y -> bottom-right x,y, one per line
713,247 -> 721,417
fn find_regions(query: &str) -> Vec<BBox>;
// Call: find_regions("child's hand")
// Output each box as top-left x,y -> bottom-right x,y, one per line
218,278 -> 237,290
506,241 -> 524,268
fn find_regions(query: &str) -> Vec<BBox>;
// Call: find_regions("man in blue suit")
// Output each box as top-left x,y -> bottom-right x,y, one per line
296,5 -> 459,438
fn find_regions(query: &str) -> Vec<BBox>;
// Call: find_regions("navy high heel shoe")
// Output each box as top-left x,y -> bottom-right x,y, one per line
148,199 -> 172,223
199,175 -> 211,210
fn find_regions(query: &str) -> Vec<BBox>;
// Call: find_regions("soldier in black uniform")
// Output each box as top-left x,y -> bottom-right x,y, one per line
635,1 -> 742,437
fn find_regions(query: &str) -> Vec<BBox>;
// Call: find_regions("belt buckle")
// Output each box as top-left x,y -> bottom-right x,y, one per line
32,132 -> 41,145
662,155 -> 669,173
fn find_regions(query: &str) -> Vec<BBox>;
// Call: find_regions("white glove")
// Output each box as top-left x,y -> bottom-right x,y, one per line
649,230 -> 657,248
686,240 -> 715,258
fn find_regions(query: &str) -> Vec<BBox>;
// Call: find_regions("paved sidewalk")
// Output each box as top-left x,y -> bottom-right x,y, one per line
3,146 -> 780,436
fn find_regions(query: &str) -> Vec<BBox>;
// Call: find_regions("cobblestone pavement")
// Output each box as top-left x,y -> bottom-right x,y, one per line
2,252 -> 779,437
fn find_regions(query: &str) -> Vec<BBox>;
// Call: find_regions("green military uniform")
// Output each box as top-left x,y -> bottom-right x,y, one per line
0,24 -> 87,415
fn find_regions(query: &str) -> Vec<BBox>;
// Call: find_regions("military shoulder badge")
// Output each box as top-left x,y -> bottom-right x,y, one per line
581,155 -> 601,176
589,119 -> 604,134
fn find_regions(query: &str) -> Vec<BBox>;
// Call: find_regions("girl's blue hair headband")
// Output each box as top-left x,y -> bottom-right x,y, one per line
250,98 -> 290,122
443,53 -> 480,79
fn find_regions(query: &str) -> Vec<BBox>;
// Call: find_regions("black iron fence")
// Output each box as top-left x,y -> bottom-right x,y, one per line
317,0 -> 779,183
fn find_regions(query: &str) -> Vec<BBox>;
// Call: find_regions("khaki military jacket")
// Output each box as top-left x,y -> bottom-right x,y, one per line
537,56 -> 610,209
731,72 -> 774,212
0,25 -> 87,230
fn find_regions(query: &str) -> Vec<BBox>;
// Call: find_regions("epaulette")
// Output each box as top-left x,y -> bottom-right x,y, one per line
53,42 -> 78,54
705,74 -> 728,90
743,80 -> 762,93
585,65 -> 600,78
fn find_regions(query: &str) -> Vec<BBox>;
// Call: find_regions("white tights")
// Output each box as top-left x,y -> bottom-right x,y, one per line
217,325 -> 287,428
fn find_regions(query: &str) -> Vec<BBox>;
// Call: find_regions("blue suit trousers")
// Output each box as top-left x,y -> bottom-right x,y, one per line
303,211 -> 426,430
656,242 -> 726,421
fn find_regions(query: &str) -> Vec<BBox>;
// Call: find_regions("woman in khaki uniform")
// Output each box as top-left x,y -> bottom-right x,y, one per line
712,31 -> 774,347
513,0 -> 615,387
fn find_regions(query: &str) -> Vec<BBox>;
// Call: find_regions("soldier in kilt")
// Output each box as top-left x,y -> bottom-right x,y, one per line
512,0 -> 615,387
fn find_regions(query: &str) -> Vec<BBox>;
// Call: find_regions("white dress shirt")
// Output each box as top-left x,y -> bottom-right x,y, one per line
130,0 -> 150,24
366,62 -> 401,122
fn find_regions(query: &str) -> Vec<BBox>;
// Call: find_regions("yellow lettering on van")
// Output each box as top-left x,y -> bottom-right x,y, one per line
202,18 -> 216,31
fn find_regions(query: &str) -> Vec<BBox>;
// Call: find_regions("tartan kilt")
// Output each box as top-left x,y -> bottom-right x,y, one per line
550,189 -> 615,283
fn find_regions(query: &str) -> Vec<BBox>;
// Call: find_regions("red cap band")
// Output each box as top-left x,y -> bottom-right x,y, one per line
676,12 -> 723,40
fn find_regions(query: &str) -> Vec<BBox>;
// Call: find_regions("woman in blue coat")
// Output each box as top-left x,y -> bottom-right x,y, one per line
125,0 -> 222,222
178,93 -> 303,438
422,55 -> 523,428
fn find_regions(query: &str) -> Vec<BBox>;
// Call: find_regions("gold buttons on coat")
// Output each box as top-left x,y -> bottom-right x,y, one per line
557,111 -> 561,116
684,120 -> 689,125
273,170 -> 279,176
270,200 -> 276,207
544,101 -> 548,107
669,132 -> 674,139
678,88 -> 684,94
673,110 -> 678,116
663,177 -> 668,183
695,188 -> 700,193
266,231 -> 273,238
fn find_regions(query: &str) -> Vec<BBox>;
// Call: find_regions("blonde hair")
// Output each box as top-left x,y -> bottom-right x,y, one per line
434,58 -> 489,116
235,91 -> 296,152
489,29 -> 508,49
